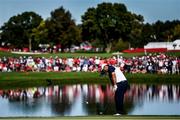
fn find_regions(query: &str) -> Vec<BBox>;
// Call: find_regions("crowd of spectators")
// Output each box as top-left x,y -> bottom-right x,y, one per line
0,53 -> 179,74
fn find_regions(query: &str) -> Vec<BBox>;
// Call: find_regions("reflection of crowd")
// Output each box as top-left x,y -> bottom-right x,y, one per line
0,85 -> 113,104
127,84 -> 180,102
0,88 -> 44,101
0,84 -> 179,102
0,54 -> 179,74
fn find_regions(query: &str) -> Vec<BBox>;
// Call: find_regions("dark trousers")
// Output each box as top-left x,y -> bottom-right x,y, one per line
115,80 -> 128,114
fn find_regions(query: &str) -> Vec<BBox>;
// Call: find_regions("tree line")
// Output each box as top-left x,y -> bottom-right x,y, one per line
0,2 -> 180,52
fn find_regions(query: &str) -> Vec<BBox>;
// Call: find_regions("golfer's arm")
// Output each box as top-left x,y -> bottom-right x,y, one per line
111,72 -> 117,86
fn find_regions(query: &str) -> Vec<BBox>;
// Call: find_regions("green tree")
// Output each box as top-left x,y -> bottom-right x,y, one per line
112,39 -> 129,52
81,2 -> 143,52
173,24 -> 180,39
127,14 -> 144,48
0,12 -> 42,50
140,23 -> 155,46
31,20 -> 49,49
152,20 -> 180,42
46,7 -> 81,52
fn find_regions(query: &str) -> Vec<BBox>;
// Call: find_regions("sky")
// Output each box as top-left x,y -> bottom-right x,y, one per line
0,0 -> 180,27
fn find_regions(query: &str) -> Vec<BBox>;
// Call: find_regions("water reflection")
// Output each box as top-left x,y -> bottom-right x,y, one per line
127,84 -> 180,101
0,84 -> 180,116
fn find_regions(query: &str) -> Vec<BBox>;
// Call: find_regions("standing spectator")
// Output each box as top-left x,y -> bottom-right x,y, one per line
0,59 -> 3,72
95,56 -> 100,69
79,57 -> 84,71
164,59 -> 169,74
167,58 -> 173,74
82,57 -> 89,72
146,60 -> 153,73
124,58 -> 132,73
177,57 -> 180,74
67,57 -> 74,68
172,58 -> 177,74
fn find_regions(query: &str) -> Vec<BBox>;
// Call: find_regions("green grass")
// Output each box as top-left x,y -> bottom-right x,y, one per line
0,51 -> 146,58
166,52 -> 180,57
0,116 -> 180,120
1,51 -> 180,59
1,51 -> 179,59
0,72 -> 106,89
0,72 -> 179,89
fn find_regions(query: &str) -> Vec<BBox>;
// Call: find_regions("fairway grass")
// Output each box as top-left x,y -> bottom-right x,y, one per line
0,116 -> 180,120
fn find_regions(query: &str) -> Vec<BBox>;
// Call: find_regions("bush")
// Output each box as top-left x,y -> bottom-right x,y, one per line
112,39 -> 129,52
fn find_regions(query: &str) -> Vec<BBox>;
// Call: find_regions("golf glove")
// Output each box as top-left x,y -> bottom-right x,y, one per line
113,85 -> 117,92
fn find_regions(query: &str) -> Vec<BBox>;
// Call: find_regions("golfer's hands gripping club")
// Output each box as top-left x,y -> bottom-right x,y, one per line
113,85 -> 117,92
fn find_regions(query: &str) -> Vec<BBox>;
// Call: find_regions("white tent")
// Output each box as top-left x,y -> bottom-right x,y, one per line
144,39 -> 180,50
171,39 -> 180,50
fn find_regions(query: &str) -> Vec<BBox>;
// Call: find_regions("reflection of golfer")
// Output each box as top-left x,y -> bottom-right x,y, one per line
101,64 -> 129,115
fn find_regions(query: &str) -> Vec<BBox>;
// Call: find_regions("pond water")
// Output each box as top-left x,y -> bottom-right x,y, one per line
0,84 -> 180,117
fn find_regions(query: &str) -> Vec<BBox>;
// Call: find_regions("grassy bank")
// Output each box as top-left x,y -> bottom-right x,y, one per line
0,72 -> 180,89
0,116 -> 180,120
